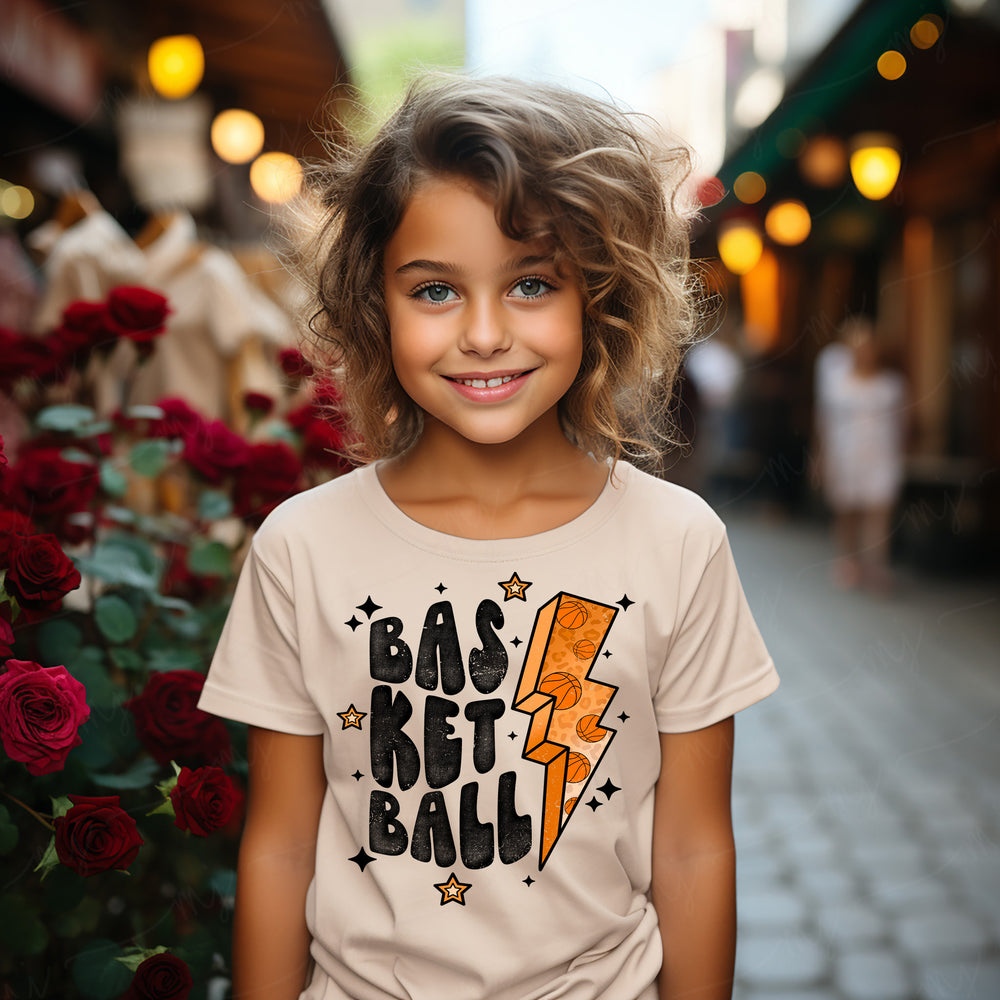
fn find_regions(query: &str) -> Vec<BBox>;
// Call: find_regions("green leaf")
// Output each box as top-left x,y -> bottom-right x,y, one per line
197,488 -> 233,521
37,619 -> 83,665
71,938 -> 132,999
0,893 -> 48,955
187,540 -> 233,578
0,803 -> 19,855
34,835 -> 60,879
75,535 -> 160,590
103,504 -> 137,525
115,944 -> 169,972
94,594 -> 138,643
268,422 -> 301,446
209,868 -> 238,898
150,593 -> 195,614
76,418 -> 113,439
125,404 -> 165,422
91,757 -> 160,790
109,646 -> 145,672
51,795 -> 73,819
61,447 -> 97,464
36,404 -> 95,432
129,438 -> 171,477
99,460 -> 128,498
148,798 -> 176,818
147,646 -> 202,672
43,863 -> 86,913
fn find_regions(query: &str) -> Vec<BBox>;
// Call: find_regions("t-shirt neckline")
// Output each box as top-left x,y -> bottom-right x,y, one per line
356,460 -> 632,561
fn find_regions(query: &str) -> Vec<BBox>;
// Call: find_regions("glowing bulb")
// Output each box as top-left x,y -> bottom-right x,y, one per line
877,50 -> 907,80
148,35 -> 204,100
0,184 -> 35,220
733,171 -> 766,205
765,200 -> 811,245
849,134 -> 901,200
799,136 -> 847,187
250,152 -> 303,204
211,109 -> 265,164
718,220 -> 763,275
911,16 -> 942,48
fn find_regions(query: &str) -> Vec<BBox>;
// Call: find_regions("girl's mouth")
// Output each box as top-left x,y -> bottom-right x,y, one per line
443,369 -> 535,400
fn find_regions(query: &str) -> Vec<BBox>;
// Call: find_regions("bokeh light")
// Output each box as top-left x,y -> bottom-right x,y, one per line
798,135 -> 848,187
148,35 -> 204,100
849,134 -> 901,200
733,171 -> 766,204
765,200 -> 812,245
877,50 -> 907,80
249,152 -> 303,204
211,109 -> 266,164
911,16 -> 942,48
718,220 -> 764,274
0,184 -> 35,220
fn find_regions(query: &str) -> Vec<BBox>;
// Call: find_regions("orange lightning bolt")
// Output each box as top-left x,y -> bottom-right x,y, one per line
513,593 -> 619,868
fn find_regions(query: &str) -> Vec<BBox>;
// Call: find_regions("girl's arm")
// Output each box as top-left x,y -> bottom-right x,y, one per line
651,716 -> 737,1000
233,726 -> 326,999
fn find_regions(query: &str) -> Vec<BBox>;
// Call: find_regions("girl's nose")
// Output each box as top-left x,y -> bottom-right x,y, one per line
459,298 -> 511,357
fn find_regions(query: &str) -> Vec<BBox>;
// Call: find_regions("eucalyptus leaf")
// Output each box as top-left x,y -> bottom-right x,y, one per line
94,594 -> 138,643
197,489 -> 233,521
75,535 -> 160,590
129,439 -> 171,477
209,868 -> 238,898
187,540 -> 233,578
91,757 -> 160,790
147,647 -> 202,672
109,647 -> 144,672
125,404 -> 165,421
60,448 -> 97,465
36,404 -> 94,432
99,460 -> 128,498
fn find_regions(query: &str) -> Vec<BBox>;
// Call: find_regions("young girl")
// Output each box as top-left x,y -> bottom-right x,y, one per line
199,74 -> 779,1000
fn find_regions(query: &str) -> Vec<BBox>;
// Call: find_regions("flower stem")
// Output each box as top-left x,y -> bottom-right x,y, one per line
0,788 -> 55,831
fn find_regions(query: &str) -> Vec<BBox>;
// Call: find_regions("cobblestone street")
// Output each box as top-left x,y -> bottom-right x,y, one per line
725,514 -> 1000,1000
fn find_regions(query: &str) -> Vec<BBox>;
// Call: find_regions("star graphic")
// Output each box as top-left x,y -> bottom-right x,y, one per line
357,596 -> 382,619
602,650 -> 612,658
617,711 -> 630,724
434,872 -> 471,905
435,583 -> 447,594
598,778 -> 621,800
510,636 -> 523,648
498,572 -> 532,601
351,770 -> 364,781
337,704 -> 366,730
349,847 -> 375,871
523,875 -> 535,886
508,731 -> 518,740
345,615 -> 362,632
586,797 -> 602,811
617,594 -> 635,611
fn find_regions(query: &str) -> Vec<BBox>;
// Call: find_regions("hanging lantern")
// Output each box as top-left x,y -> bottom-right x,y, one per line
717,219 -> 763,275
250,152 -> 303,204
211,109 -> 266,164
765,200 -> 811,246
148,35 -> 204,100
849,133 -> 901,200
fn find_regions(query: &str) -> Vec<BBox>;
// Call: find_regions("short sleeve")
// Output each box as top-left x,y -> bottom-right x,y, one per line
653,530 -> 778,732
198,540 -> 324,735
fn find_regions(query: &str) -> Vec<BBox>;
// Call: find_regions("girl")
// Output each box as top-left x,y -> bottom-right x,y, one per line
199,74 -> 779,1000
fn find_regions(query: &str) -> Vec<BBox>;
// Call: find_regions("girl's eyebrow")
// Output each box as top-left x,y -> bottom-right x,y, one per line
393,253 -> 555,277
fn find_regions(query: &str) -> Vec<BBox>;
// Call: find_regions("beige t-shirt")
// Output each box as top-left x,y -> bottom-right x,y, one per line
199,461 -> 778,1000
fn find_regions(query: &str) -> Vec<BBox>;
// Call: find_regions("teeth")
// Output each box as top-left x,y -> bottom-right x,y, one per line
456,374 -> 517,388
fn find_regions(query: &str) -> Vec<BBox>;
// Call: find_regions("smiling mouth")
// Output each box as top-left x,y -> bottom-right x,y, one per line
445,370 -> 535,388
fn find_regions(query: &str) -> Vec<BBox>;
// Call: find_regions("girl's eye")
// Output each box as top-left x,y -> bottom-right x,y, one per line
415,283 -> 456,303
511,277 -> 553,299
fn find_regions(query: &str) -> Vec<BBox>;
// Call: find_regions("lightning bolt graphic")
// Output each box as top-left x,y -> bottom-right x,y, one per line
513,593 -> 619,868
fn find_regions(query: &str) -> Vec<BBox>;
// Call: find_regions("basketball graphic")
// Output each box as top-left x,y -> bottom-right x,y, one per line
539,671 -> 582,710
576,713 -> 606,743
565,752 -> 591,783
572,639 -> 596,660
565,797 -> 577,814
556,599 -> 590,629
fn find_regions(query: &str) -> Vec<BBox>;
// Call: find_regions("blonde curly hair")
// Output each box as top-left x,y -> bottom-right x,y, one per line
304,72 -> 698,467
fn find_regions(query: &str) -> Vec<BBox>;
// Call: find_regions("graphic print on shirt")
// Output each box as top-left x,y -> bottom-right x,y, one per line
339,581 -> 626,897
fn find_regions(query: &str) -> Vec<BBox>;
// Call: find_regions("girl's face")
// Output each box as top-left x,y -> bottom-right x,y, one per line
383,176 -> 584,449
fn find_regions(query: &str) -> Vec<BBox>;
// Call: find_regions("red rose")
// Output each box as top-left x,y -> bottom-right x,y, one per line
4,533 -> 81,612
0,509 -> 35,569
103,286 -> 169,343
303,418 -> 350,471
124,670 -> 230,766
149,397 -> 205,440
9,446 -> 97,520
54,794 -> 144,876
170,766 -> 240,836
121,953 -> 193,1000
0,613 -> 13,658
0,659 -> 90,775
52,300 -> 116,366
234,441 -> 302,520
182,420 -> 250,485
278,347 -> 314,379
242,391 -> 274,416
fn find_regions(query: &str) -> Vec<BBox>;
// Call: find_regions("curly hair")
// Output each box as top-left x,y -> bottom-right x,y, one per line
303,72 -> 698,467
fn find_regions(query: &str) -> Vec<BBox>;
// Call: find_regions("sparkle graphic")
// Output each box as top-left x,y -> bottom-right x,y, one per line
435,583 -> 447,593
523,875 -> 535,886
513,592 -> 619,868
349,847 -> 375,871
337,704 -> 366,730
498,572 -> 532,601
617,711 -> 630,723
510,636 -> 523,648
345,615 -> 362,632
351,770 -> 364,781
434,872 -> 471,905
598,778 -> 621,800
617,594 -> 635,611
586,797 -> 602,811
357,596 -> 382,619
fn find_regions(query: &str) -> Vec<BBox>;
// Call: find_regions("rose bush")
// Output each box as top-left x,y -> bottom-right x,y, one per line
170,766 -> 241,836
3,532 -> 82,613
122,952 -> 194,1000
54,794 -> 144,876
102,286 -> 170,343
0,659 -> 90,775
